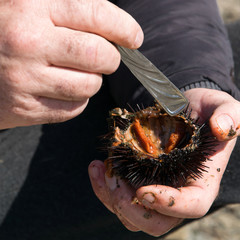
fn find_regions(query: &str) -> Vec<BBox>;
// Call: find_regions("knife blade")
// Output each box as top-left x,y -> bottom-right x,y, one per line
116,45 -> 189,116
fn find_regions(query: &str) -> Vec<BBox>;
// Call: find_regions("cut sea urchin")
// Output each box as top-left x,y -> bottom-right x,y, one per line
104,105 -> 216,188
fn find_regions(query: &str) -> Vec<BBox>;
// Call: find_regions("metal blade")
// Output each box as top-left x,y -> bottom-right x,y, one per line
116,45 -> 189,116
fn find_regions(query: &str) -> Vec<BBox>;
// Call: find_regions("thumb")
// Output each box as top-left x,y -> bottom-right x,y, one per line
210,101 -> 240,141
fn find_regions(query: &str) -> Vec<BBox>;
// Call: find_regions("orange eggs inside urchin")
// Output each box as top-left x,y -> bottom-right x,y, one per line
104,105 -> 217,188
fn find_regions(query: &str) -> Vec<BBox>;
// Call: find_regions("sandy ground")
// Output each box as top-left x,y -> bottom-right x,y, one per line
217,0 -> 240,23
163,1 -> 240,240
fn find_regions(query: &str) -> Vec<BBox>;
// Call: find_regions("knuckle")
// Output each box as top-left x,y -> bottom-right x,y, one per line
54,74 -> 102,100
54,80 -> 76,100
4,67 -> 23,87
3,22 -> 39,54
63,34 -> 106,73
63,29 -> 120,74
89,0 -> 105,27
10,97 -> 35,121
85,39 -> 101,71
63,33 -> 80,58
85,38 -> 120,74
11,105 -> 26,119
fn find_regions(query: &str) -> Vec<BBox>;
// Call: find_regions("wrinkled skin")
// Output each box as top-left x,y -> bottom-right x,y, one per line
1,0 -> 239,237
0,0 -> 143,129
89,88 -> 240,237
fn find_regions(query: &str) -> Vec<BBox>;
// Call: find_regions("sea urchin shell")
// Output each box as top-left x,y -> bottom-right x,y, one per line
104,105 -> 216,188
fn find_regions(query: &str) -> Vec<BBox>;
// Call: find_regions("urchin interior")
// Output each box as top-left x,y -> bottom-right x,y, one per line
125,115 -> 194,157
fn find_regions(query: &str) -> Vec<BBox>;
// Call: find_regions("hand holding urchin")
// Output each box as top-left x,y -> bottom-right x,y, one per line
105,104 -> 217,188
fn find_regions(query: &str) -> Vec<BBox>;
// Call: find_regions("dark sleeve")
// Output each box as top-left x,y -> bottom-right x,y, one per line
106,0 -> 240,107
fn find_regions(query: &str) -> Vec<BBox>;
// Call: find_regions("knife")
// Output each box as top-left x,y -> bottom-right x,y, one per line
116,45 -> 189,116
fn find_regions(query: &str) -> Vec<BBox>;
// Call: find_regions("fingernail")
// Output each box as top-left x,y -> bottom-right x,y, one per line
134,30 -> 144,47
141,192 -> 156,207
89,165 -> 99,180
105,175 -> 117,191
216,114 -> 234,134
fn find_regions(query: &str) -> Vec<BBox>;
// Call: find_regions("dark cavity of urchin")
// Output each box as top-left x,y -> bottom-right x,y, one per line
106,106 -> 217,189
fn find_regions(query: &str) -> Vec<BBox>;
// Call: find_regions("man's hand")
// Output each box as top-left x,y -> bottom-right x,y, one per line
0,0 -> 143,129
187,89 -> 240,141
88,88 -> 239,237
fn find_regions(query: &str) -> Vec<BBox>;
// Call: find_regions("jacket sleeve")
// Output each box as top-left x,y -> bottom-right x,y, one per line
106,0 -> 240,107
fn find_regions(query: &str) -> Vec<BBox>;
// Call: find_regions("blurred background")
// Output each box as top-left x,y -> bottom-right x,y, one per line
163,0 -> 240,239
217,0 -> 240,23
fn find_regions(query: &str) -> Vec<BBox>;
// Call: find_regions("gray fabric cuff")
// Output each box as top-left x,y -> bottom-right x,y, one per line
180,80 -> 222,92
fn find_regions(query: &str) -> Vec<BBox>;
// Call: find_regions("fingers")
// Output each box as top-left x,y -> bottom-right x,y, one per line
184,88 -> 240,141
88,160 -> 140,232
88,160 -> 182,237
0,96 -> 89,129
50,0 -> 144,49
47,28 -> 121,74
0,62 -> 102,127
32,65 -> 102,101
210,101 -> 240,141
104,176 -> 181,237
0,0 -> 143,129
136,138 -> 236,219
30,97 -> 89,124
136,185 -> 212,219
88,160 -> 114,213
88,88 -> 239,236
